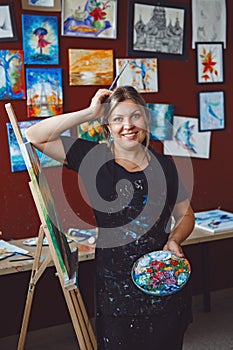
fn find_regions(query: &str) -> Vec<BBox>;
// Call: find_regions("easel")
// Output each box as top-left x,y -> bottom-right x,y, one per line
5,103 -> 97,350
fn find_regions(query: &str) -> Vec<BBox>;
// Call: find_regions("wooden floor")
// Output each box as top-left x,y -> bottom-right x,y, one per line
0,288 -> 233,350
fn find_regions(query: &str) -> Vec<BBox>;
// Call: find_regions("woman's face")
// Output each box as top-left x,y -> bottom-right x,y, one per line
107,99 -> 147,149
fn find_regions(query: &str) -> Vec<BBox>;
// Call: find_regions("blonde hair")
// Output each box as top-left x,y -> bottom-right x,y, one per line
102,86 -> 151,150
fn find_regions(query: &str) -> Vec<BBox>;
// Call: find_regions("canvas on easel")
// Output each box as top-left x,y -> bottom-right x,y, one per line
5,103 -> 97,350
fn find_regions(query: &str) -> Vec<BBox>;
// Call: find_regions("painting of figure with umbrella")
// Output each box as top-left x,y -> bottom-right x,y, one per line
22,14 -> 59,65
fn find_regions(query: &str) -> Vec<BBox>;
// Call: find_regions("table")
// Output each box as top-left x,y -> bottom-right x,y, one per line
0,238 -> 95,276
182,227 -> 233,312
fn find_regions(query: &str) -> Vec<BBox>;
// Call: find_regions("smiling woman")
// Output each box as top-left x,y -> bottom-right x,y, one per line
26,85 -> 195,349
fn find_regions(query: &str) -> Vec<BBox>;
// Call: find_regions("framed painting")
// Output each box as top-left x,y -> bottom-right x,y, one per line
6,120 -> 70,172
61,0 -> 117,39
68,49 -> 114,86
0,2 -> 17,42
127,0 -> 190,60
147,103 -> 174,140
115,58 -> 158,93
77,119 -> 105,142
21,0 -> 61,12
192,0 -> 226,49
198,90 -> 225,131
22,14 -> 59,65
196,42 -> 224,84
164,116 -> 211,159
0,50 -> 26,100
26,67 -> 63,118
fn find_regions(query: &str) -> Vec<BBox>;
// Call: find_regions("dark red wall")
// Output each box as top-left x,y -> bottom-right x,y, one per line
1,0 -> 233,241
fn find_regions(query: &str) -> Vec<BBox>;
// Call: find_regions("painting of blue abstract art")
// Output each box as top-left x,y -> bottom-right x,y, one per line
147,103 -> 174,141
6,121 -> 70,172
22,14 -> 59,65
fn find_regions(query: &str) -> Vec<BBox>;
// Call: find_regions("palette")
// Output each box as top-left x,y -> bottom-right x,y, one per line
131,250 -> 191,296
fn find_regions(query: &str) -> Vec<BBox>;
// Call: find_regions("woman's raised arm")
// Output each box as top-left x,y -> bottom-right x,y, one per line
26,89 -> 112,163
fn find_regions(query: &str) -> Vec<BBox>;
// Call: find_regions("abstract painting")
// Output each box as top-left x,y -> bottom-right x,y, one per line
192,0 -> 226,48
62,0 -> 117,39
198,91 -> 225,131
26,68 -> 63,117
163,116 -> 211,159
69,49 -> 114,86
0,50 -> 25,100
6,120 -> 70,172
115,58 -> 158,93
22,14 -> 59,65
147,103 -> 174,140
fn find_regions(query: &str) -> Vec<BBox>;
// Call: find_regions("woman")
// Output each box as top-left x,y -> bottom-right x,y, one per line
26,86 -> 194,349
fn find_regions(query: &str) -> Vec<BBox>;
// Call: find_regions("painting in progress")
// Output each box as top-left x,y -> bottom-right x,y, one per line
147,103 -> 174,140
0,50 -> 25,100
115,58 -> 158,93
26,67 -> 63,117
163,116 -> 211,159
69,49 -> 114,86
22,14 -> 59,64
62,0 -> 117,39
7,120 -> 70,172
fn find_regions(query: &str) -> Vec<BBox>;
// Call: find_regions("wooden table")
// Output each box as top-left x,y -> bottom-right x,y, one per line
0,238 -> 95,276
1,227 -> 233,312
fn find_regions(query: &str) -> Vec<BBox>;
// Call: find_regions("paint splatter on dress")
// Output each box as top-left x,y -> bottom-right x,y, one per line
61,137 -> 193,349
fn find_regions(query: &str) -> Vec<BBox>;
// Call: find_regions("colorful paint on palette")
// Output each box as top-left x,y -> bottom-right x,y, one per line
132,250 -> 191,296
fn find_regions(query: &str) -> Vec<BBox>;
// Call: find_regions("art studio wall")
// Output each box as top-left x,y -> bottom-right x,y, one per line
1,0 -> 232,241
0,0 -> 233,337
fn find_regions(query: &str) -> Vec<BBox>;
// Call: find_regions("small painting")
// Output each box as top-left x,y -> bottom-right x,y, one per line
128,0 -> 190,60
62,0 -> 117,39
196,42 -> 224,84
198,90 -> 225,131
147,103 -> 174,140
26,68 -> 63,118
78,119 -> 105,142
6,120 -> 70,172
0,3 -> 17,42
163,116 -> 211,159
115,58 -> 158,93
69,49 -> 114,86
22,14 -> 59,65
192,0 -> 226,49
0,50 -> 26,100
21,0 -> 61,11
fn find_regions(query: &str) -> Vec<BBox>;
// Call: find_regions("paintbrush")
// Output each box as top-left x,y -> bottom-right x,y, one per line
102,60 -> 129,103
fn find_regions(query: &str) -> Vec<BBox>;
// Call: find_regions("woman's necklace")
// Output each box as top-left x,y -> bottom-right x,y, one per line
114,150 -> 149,172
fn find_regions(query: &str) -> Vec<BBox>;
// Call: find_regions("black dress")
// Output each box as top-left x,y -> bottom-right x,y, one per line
61,137 -> 192,350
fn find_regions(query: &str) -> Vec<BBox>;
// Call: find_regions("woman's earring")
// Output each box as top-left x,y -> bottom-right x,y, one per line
109,134 -> 114,141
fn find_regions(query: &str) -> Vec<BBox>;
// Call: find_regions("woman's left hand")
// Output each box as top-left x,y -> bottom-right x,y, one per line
163,239 -> 184,258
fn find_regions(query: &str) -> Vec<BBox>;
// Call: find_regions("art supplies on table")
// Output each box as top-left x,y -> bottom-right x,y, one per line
0,239 -> 29,260
194,209 -> 233,233
131,250 -> 191,296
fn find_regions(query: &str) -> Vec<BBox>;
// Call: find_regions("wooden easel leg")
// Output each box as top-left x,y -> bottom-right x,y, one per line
17,226 -> 47,350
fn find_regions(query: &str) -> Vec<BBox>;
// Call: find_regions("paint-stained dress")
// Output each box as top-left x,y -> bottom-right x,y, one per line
61,137 -> 192,350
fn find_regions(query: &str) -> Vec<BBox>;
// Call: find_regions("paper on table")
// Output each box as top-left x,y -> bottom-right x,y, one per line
0,240 -> 29,260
